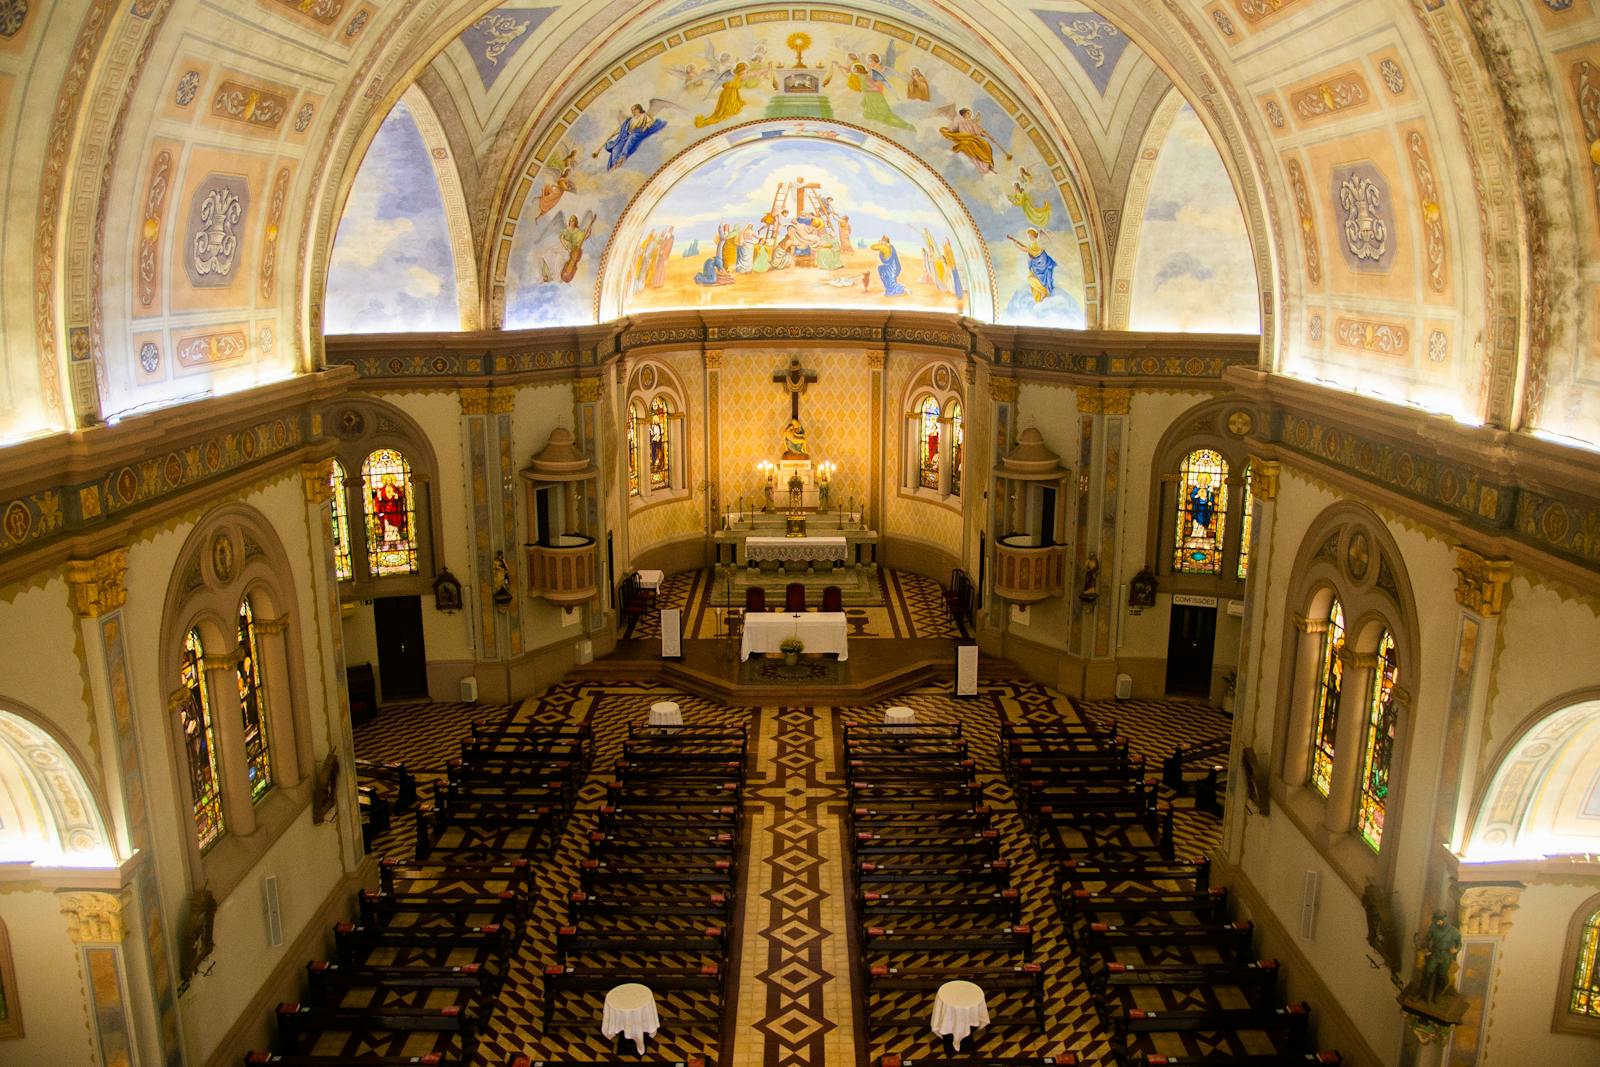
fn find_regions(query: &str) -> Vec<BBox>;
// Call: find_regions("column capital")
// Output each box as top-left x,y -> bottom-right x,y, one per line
573,376 -> 604,403
202,647 -> 247,672
1458,884 -> 1522,937
1453,546 -> 1512,617
1337,648 -> 1381,670
65,547 -> 128,618
59,890 -> 129,944
459,387 -> 490,416
1294,613 -> 1331,634
988,375 -> 1017,403
301,459 -> 333,505
252,613 -> 291,636
1248,456 -> 1280,500
702,349 -> 723,370
1077,387 -> 1130,414
865,351 -> 886,370
488,386 -> 516,414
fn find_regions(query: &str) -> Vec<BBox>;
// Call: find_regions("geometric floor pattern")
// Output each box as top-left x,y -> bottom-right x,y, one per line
353,676 -> 1226,1066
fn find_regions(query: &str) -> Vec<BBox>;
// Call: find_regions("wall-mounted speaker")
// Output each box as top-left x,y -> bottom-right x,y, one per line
262,874 -> 284,948
1299,870 -> 1319,940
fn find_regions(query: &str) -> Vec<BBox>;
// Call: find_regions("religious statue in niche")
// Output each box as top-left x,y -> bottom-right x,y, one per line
1397,909 -> 1467,1027
492,551 -> 513,607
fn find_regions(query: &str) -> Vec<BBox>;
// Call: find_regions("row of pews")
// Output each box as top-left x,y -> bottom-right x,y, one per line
845,719 -> 1048,1046
1005,717 -> 1343,1067
245,720 -> 591,1066
544,722 -> 749,1049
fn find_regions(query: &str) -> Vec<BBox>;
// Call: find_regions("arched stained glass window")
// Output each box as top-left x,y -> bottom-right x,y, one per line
180,628 -> 225,851
329,460 -> 352,581
1310,599 -> 1346,796
649,397 -> 671,491
1237,463 -> 1254,580
1174,449 -> 1230,574
949,401 -> 964,498
627,402 -> 642,497
918,395 -> 941,490
362,448 -> 418,576
1572,906 -> 1600,1019
1357,629 -> 1398,850
236,597 -> 273,803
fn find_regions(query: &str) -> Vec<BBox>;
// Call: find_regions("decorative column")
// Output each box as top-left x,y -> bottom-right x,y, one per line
461,388 -> 502,662
1324,650 -> 1380,833
1073,387 -> 1129,677
701,351 -> 722,559
57,889 -> 152,1067
251,613 -> 306,788
1281,614 -> 1331,786
200,649 -> 257,837
302,460 -> 363,872
574,375 -> 607,632
1223,457 -> 1279,857
986,375 -> 1018,627
868,350 -> 886,534
1444,887 -> 1523,1067
65,548 -> 184,1066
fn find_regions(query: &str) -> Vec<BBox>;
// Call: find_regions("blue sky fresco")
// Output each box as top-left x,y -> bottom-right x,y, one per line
1130,105 -> 1259,333
325,102 -> 460,334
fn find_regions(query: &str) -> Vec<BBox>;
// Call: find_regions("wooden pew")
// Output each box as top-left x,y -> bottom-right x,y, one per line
567,888 -> 731,925
1128,1052 -> 1340,1066
843,720 -> 963,740
856,858 -> 1012,890
852,804 -> 992,833
541,963 -> 727,1030
1162,736 -> 1229,793
849,828 -> 1001,863
509,1054 -> 708,1067
859,888 -> 1023,925
305,958 -> 499,1002
879,1057 -> 1079,1067
355,758 -> 418,811
1080,918 -> 1254,955
1111,1001 -> 1312,1053
1061,887 -> 1231,943
273,1002 -> 476,1062
555,924 -> 727,963
1059,857 -> 1210,894
1087,958 -> 1279,1021
415,801 -> 563,861
862,923 -> 1034,960
863,962 -> 1045,1030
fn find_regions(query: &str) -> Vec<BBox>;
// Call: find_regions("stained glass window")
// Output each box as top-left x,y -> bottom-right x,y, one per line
236,597 -> 273,803
627,402 -> 642,497
1310,599 -> 1346,796
1174,449 -> 1230,574
1571,906 -> 1600,1018
329,460 -> 352,581
180,628 -> 225,851
362,448 -> 418,577
949,401 -> 964,498
649,397 -> 671,491
918,396 -> 941,490
1357,630 -> 1398,851
1237,463 -> 1253,580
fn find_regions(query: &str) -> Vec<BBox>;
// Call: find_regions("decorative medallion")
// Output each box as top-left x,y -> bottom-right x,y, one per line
176,331 -> 248,367
3,501 -> 30,544
1290,71 -> 1370,122
1347,530 -> 1371,582
293,103 -> 315,136
933,364 -> 951,390
1212,9 -> 1237,37
175,70 -> 200,107
337,409 -> 366,438
259,167 -> 290,300
1428,330 -> 1447,363
1226,410 -> 1253,436
1265,99 -> 1285,129
640,364 -> 656,390
1574,61 -> 1600,236
1331,163 -> 1395,271
1379,58 -> 1405,95
139,342 -> 160,373
1406,131 -> 1448,293
164,453 -> 183,487
1335,317 -> 1410,356
211,81 -> 289,130
0,1 -> 26,39
258,326 -> 275,354
186,176 -> 250,286
138,151 -> 172,307
270,0 -> 343,26
1309,313 -> 1324,342
211,531 -> 235,584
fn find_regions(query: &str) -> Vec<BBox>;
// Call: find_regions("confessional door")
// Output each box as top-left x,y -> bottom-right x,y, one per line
1163,603 -> 1216,696
374,595 -> 428,701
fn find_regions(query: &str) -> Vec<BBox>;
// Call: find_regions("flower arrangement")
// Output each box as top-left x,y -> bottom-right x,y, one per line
779,637 -> 805,655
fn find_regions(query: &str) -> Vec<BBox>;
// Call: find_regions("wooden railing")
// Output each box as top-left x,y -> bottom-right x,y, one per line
993,535 -> 1066,603
525,534 -> 598,605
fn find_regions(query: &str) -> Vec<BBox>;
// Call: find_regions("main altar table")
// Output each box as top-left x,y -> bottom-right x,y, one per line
745,535 -> 849,565
740,612 -> 849,661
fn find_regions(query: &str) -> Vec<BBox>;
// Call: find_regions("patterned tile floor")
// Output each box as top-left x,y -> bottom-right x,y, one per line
353,677 -> 1226,1066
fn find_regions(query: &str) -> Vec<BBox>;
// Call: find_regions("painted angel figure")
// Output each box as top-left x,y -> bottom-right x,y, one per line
593,101 -> 675,171
936,104 -> 1012,174
534,146 -> 579,220
557,211 -> 597,284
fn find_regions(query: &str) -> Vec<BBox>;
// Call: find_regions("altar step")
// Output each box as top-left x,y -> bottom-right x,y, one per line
710,563 -> 885,607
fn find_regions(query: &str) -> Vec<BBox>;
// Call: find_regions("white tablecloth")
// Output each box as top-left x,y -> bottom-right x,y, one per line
602,982 -> 660,1052
745,536 -> 849,563
636,569 -> 664,590
930,979 -> 989,1051
740,612 -> 849,661
884,706 -> 916,729
649,701 -> 682,726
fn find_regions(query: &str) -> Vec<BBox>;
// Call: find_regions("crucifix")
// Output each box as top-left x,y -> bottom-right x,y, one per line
773,356 -> 819,458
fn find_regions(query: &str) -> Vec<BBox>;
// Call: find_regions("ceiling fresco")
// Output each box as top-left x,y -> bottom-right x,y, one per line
498,14 -> 1090,328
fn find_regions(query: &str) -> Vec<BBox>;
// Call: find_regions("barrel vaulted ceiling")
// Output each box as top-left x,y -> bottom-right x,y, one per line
0,0 -> 1596,451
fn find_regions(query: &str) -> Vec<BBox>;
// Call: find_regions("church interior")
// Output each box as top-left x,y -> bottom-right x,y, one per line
1,1 -> 1599,1065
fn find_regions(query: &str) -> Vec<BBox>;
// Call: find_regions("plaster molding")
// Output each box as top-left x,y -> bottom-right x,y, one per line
65,547 -> 129,619
302,460 -> 334,506
572,376 -> 604,403
1453,546 -> 1513,617
1248,456 -> 1280,500
1458,884 -> 1522,938
58,890 -> 128,944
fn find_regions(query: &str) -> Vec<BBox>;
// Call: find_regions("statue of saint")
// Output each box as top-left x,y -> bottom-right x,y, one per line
783,418 -> 807,458
1416,910 -> 1461,1003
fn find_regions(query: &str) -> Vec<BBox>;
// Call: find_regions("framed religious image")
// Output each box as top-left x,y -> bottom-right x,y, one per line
0,918 -> 21,1038
433,568 -> 463,612
1128,567 -> 1157,608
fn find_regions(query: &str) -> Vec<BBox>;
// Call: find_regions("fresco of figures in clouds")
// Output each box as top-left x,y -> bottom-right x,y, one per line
1130,105 -> 1259,334
612,134 -> 976,316
325,102 -> 461,334
504,20 -> 1086,328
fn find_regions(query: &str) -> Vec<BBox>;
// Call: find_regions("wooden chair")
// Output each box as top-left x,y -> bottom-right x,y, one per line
744,586 -> 767,614
785,582 -> 807,613
821,585 -> 843,613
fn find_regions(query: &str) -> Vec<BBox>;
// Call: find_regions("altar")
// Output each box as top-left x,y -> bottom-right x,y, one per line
740,611 -> 849,661
745,535 -> 849,567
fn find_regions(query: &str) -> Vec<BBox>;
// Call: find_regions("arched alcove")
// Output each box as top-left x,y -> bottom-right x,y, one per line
1466,697 -> 1600,863
0,708 -> 117,870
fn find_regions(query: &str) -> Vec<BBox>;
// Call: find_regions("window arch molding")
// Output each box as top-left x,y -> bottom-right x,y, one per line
899,359 -> 966,505
624,360 -> 689,510
1270,502 -> 1420,892
1144,398 -> 1258,592
321,398 -> 443,595
1555,889 -> 1600,1037
158,503 -> 315,898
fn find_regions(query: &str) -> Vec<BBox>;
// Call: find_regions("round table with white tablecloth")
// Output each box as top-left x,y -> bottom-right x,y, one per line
930,978 -> 989,1051
601,982 -> 660,1053
648,700 -> 682,727
883,706 -> 916,731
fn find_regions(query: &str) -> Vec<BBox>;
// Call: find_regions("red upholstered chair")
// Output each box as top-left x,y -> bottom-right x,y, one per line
821,585 -> 843,613
785,582 -> 807,613
744,586 -> 767,614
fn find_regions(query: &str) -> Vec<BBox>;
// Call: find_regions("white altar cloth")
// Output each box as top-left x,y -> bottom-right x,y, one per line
745,535 -> 849,563
740,612 -> 849,661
